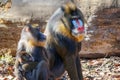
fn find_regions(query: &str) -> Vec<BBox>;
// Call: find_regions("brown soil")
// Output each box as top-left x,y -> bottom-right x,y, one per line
0,27 -> 22,56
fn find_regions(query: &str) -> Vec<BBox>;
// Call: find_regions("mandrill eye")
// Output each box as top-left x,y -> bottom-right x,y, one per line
71,18 -> 83,28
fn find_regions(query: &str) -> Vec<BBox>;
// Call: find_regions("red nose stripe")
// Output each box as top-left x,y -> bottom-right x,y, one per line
76,19 -> 84,31
76,19 -> 81,27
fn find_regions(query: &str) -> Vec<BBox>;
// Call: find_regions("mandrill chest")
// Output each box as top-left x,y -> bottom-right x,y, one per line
53,32 -> 78,55
48,18 -> 84,56
51,22 -> 83,56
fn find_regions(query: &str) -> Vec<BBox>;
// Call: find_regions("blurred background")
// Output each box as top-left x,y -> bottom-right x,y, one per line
0,0 -> 120,80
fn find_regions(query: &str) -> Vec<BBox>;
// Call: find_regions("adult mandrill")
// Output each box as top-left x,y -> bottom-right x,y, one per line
44,1 -> 85,80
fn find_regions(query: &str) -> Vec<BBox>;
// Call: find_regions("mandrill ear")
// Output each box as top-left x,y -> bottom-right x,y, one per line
25,24 -> 35,32
24,27 -> 30,32
24,24 -> 33,32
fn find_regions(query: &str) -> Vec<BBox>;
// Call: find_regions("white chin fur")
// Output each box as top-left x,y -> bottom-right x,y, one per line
72,29 -> 84,36
72,29 -> 79,36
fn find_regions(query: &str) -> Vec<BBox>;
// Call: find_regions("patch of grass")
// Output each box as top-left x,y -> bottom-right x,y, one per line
0,49 -> 15,66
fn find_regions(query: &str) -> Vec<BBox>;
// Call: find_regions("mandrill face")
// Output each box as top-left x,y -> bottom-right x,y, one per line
70,12 -> 85,42
70,15 -> 85,37
62,2 -> 85,38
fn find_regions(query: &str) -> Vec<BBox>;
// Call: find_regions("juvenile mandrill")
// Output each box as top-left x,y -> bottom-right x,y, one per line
14,24 -> 49,80
44,2 -> 85,80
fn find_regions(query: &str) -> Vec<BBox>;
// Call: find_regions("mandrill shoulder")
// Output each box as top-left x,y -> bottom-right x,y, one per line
28,39 -> 46,47
53,21 -> 71,37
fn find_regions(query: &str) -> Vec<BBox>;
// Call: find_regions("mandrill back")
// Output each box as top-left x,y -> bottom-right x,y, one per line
45,1 -> 85,80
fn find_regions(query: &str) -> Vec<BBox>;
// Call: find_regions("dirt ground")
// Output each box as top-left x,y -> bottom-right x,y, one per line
0,56 -> 120,80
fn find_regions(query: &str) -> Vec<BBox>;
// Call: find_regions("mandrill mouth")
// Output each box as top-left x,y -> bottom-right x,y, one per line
72,28 -> 84,36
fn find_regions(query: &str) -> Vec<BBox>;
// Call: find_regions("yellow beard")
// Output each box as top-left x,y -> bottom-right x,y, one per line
28,39 -> 45,47
55,23 -> 84,42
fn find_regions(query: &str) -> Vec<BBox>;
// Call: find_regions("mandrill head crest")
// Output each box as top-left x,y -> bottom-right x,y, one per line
62,1 -> 77,14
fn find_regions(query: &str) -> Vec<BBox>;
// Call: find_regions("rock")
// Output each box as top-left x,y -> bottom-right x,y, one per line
80,8 -> 120,58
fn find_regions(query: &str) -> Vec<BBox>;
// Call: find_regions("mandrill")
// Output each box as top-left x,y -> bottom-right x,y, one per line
44,1 -> 85,80
14,24 -> 50,80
